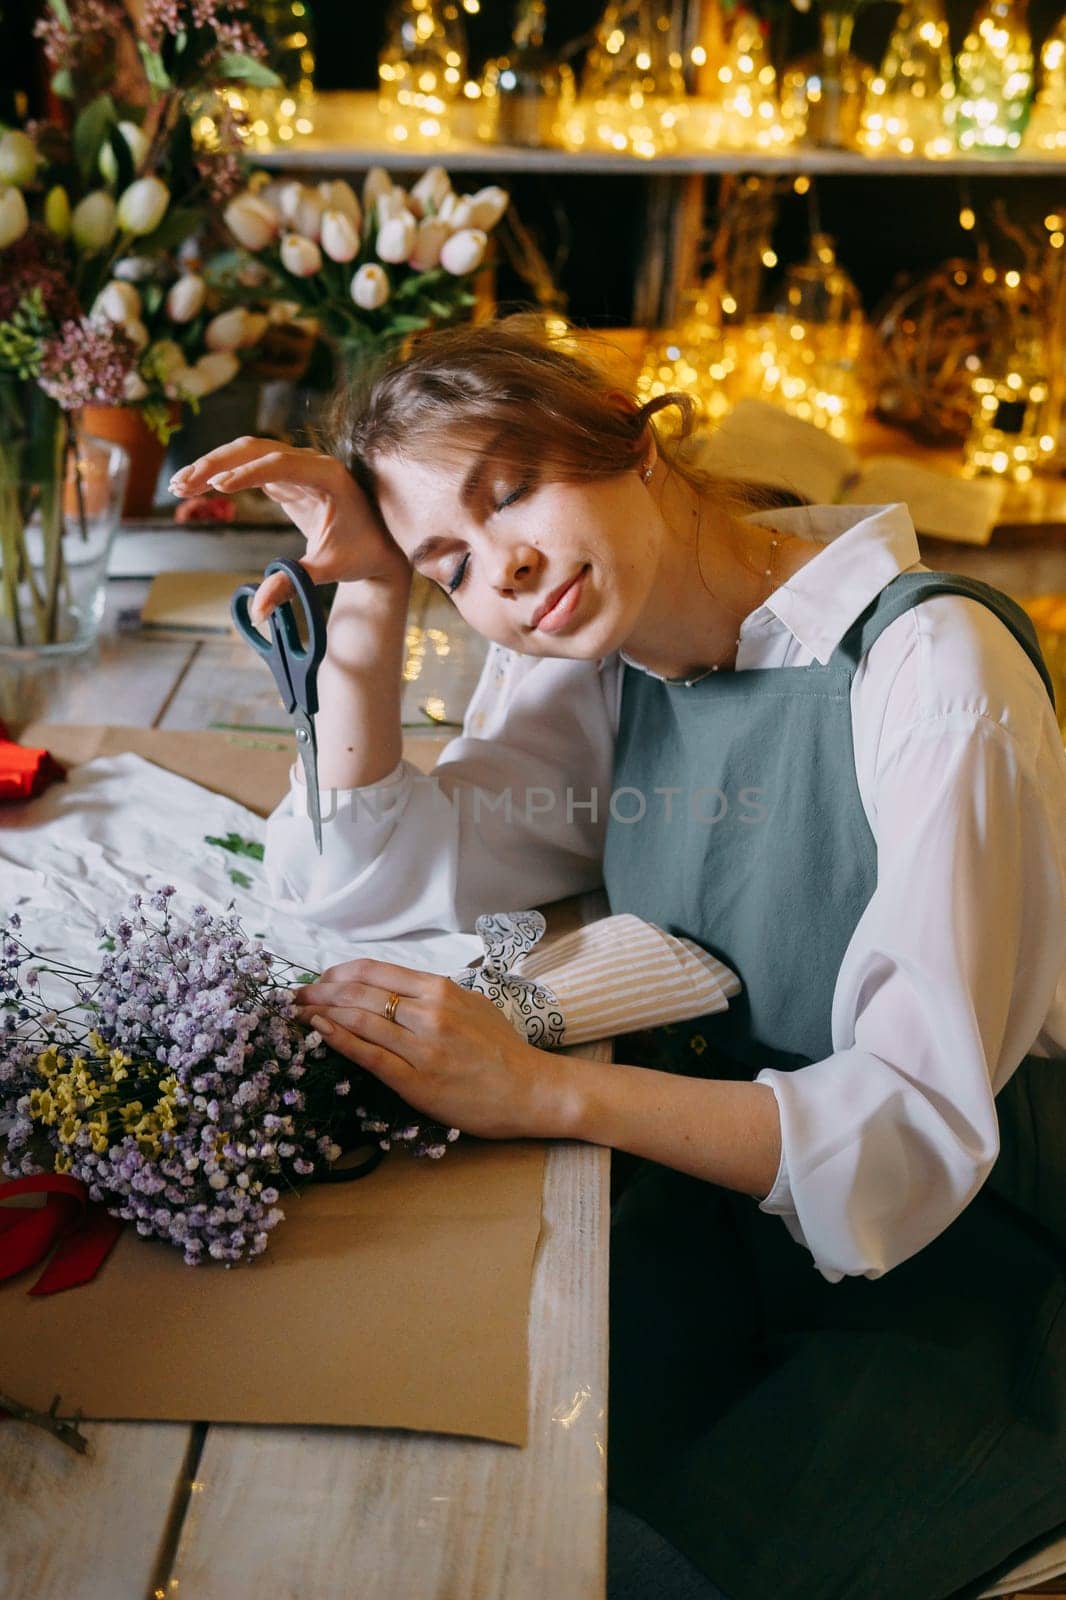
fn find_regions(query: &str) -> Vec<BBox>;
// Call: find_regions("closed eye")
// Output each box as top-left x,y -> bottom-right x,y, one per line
495,478 -> 530,513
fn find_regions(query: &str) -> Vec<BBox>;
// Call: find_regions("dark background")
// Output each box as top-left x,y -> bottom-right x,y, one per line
4,0 -> 1065,325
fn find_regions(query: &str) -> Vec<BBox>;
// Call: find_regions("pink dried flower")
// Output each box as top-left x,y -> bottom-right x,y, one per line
33,0 -> 127,70
39,317 -> 138,410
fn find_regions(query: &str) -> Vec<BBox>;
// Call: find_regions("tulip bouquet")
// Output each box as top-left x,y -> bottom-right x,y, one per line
0,0 -> 278,647
221,163 -> 510,371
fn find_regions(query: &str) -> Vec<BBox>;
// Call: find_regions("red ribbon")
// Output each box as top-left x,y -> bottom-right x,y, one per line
0,1173 -> 123,1296
0,716 -> 65,802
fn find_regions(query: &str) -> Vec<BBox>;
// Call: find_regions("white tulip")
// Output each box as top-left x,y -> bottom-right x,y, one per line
168,364 -> 205,400
409,165 -> 452,216
409,218 -> 450,272
376,214 -> 416,264
0,130 -> 38,187
278,180 -> 308,221
440,227 -> 487,276
238,311 -> 268,347
123,317 -> 150,350
122,370 -> 149,402
93,280 -> 142,324
445,194 -> 476,231
147,339 -> 186,381
377,189 -> 410,224
117,175 -> 170,236
224,193 -> 280,252
0,185 -> 29,249
257,179 -> 290,213
98,120 -> 150,183
464,186 -> 510,231
317,180 -> 361,231
113,255 -> 155,281
194,350 -> 240,394
437,191 -> 462,227
71,190 -> 116,253
177,234 -> 201,271
280,232 -> 322,276
205,307 -> 249,351
362,166 -> 393,212
290,190 -> 325,241
44,185 -> 70,236
350,263 -> 390,311
320,209 -> 360,263
166,273 -> 206,323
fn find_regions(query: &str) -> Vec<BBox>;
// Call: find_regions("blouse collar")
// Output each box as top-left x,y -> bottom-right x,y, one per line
604,501 -> 923,675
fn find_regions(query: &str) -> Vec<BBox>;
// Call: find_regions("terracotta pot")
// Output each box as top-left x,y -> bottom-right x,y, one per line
79,402 -> 182,518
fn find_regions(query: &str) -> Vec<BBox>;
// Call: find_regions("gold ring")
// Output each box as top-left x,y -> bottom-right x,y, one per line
382,991 -> 401,1024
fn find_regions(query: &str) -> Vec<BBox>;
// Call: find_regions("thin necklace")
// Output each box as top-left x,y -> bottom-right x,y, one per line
666,507 -> 785,687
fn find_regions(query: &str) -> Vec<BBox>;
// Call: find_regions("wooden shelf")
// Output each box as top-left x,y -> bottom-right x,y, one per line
254,92 -> 1066,179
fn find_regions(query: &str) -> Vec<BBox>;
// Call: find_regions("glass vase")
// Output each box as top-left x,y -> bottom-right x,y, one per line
574,0 -> 688,156
0,429 -> 129,661
245,0 -> 317,143
1023,13 -> 1066,153
378,0 -> 468,147
954,0 -> 1034,152
859,0 -> 955,156
782,9 -> 872,150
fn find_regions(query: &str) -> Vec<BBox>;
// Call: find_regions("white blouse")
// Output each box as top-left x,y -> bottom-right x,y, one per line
265,503 -> 1066,1283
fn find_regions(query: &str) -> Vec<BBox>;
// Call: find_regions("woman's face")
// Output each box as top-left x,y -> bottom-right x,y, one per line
371,442 -> 665,660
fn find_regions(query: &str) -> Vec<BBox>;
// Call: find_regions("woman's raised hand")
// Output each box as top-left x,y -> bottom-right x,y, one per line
168,438 -> 410,624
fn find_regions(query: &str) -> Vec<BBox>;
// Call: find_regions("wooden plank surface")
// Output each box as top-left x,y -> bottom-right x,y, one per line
169,1125 -> 610,1600
3,579 -> 612,1600
0,1422 -> 195,1600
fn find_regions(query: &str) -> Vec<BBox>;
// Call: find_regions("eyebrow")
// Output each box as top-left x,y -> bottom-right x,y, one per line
407,439 -> 501,569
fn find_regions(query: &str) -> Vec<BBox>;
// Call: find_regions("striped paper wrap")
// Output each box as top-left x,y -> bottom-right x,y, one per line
449,910 -> 740,1049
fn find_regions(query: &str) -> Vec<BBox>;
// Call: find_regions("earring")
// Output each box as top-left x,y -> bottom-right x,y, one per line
641,463 -> 654,484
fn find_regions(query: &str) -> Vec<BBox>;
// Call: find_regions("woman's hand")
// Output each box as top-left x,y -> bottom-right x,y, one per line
292,958 -> 577,1141
168,438 -> 410,624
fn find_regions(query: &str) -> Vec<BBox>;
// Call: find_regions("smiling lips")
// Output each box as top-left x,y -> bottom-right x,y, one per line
531,565 -> 589,632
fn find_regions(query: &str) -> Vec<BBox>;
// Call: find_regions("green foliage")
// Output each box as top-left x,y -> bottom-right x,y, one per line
138,41 -> 172,93
0,290 -> 49,381
72,93 -> 116,182
136,206 -> 203,257
205,832 -> 266,862
216,55 -> 283,88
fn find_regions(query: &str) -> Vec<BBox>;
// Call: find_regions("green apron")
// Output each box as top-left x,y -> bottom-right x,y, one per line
603,572 -> 1066,1600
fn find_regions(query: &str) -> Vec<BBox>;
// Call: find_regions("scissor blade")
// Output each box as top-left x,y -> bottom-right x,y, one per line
292,711 -> 323,855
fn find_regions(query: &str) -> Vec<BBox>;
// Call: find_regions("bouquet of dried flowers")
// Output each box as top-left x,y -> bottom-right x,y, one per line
0,886 -> 458,1267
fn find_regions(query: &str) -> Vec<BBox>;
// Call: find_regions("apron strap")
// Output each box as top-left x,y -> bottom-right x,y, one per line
827,572 -> 1057,710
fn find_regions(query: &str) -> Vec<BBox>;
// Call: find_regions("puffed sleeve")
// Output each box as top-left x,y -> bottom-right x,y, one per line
263,643 -> 620,937
755,603 -> 1066,1282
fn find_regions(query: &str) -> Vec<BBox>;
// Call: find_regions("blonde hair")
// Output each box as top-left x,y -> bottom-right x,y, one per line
324,311 -> 737,512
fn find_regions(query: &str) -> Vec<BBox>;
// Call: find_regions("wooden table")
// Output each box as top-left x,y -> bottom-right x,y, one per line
0,574 -> 612,1600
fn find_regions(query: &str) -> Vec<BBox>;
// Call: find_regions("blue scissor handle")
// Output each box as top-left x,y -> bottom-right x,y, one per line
231,557 -> 327,717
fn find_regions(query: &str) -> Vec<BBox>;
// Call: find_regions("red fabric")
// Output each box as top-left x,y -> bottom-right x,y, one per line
0,716 -> 65,802
174,492 -> 236,524
0,1173 -> 123,1295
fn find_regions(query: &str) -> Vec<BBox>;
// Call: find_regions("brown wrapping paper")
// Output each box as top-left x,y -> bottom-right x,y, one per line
1,726 -> 553,1445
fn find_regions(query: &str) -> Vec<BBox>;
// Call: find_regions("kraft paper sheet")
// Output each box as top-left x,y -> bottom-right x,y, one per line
0,724 -> 553,1445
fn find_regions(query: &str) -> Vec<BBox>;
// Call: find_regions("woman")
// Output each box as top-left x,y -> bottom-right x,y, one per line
171,316 -> 1066,1600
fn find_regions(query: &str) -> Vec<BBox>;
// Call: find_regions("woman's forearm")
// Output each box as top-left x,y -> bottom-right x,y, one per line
302,573 -> 413,791
551,1054 -> 782,1199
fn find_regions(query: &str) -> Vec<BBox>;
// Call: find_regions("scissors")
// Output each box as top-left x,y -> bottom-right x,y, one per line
231,557 -> 327,854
